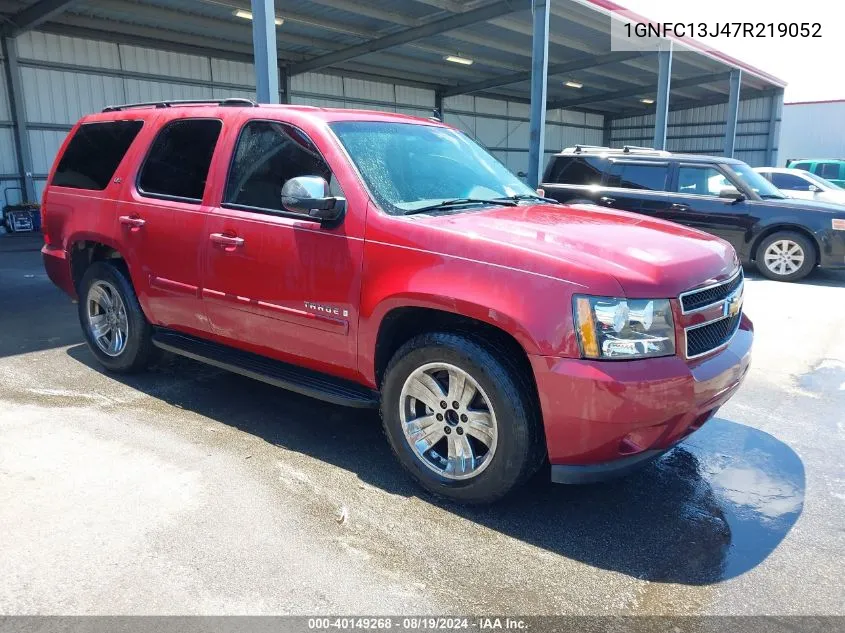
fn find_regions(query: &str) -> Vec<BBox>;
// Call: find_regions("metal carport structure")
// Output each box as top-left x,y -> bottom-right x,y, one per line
0,0 -> 786,203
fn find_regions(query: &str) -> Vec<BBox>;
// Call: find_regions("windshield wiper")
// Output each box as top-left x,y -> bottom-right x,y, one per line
491,193 -> 557,204
403,197 -> 517,216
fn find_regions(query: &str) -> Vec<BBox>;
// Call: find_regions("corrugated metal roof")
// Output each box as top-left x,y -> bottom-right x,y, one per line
6,0 -> 786,115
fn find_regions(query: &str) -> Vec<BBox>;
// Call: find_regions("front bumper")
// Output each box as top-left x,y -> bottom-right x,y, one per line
819,227 -> 845,269
530,315 -> 753,483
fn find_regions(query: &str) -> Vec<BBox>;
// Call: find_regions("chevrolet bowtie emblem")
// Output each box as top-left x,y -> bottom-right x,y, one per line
724,286 -> 743,318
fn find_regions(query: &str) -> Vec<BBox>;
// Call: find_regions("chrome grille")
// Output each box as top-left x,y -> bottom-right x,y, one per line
680,269 -> 743,313
686,313 -> 742,358
680,269 -> 744,359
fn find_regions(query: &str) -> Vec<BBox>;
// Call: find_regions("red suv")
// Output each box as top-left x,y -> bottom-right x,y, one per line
41,99 -> 752,503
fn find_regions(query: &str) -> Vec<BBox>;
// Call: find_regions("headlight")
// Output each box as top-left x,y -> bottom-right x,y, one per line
573,295 -> 675,360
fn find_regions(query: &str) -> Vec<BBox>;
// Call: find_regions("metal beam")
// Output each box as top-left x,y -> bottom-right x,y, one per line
724,68 -> 742,157
550,70 -> 731,111
37,21 -> 450,91
547,68 -> 732,111
766,89 -> 783,166
288,0 -> 529,76
251,0 -> 279,103
1,37 -> 36,202
653,43 -> 672,151
0,0 -> 81,37
527,0 -> 549,189
609,88 -> 780,121
442,51 -> 643,98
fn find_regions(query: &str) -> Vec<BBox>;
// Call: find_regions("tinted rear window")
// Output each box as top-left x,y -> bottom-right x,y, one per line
138,119 -> 222,202
545,156 -> 606,185
52,121 -> 143,190
606,162 -> 669,191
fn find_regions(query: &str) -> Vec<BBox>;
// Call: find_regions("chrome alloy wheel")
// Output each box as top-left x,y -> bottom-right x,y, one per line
764,239 -> 805,276
399,362 -> 498,480
86,280 -> 129,357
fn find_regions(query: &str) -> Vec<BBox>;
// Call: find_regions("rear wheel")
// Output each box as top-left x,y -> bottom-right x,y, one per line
78,261 -> 154,372
755,231 -> 816,282
380,332 -> 543,504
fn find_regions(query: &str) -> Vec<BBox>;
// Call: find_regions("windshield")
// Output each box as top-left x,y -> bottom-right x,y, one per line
725,163 -> 786,199
800,170 -> 844,190
329,121 -> 538,215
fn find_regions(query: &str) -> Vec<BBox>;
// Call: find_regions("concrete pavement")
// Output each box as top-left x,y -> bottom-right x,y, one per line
0,234 -> 842,615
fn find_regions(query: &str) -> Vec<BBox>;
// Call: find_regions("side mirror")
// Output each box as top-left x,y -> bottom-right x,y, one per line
281,176 -> 346,222
719,187 -> 745,202
808,184 -> 821,192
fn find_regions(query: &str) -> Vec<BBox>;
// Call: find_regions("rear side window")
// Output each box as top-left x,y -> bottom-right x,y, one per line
138,119 -> 222,202
52,121 -> 143,190
545,156 -> 606,185
606,162 -> 669,191
223,120 -> 335,212
817,162 -> 841,180
791,162 -> 812,172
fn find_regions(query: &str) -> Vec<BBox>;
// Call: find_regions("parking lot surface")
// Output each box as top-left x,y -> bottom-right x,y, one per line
1,233 -> 843,615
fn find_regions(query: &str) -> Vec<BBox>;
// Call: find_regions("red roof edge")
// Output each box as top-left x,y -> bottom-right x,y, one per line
784,99 -> 845,106
580,0 -> 788,88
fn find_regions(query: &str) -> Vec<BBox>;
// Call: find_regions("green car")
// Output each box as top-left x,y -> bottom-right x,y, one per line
786,158 -> 845,187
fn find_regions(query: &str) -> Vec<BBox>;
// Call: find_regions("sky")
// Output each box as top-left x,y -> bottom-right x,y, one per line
616,0 -> 839,103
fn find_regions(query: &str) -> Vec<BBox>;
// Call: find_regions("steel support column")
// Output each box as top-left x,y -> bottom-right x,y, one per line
766,88 -> 783,166
250,0 -> 279,104
280,67 -> 290,104
724,68 -> 742,157
434,90 -> 444,120
653,42 -> 672,150
602,116 -> 612,147
2,37 -> 36,203
527,0 -> 550,189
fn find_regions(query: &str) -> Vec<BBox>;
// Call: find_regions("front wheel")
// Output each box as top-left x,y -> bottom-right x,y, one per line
755,231 -> 816,282
380,332 -> 543,504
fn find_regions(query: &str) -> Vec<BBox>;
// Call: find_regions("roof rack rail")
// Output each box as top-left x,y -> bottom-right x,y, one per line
570,144 -> 609,154
102,98 -> 257,112
621,145 -> 669,154
561,145 -> 671,157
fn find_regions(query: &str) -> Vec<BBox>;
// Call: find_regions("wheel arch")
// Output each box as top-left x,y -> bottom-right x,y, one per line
372,303 -> 539,392
749,223 -> 820,264
68,234 -> 128,292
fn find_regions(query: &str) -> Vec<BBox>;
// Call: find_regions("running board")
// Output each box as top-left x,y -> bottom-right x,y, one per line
151,330 -> 380,409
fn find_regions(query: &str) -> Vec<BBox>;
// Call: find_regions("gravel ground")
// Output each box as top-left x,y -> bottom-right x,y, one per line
0,234 -> 843,615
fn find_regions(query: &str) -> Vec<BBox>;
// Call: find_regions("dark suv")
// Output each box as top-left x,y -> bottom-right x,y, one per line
542,146 -> 845,282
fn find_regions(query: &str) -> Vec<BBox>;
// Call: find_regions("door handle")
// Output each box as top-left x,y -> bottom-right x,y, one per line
209,233 -> 245,247
119,215 -> 146,228
599,196 -> 615,206
670,203 -> 690,211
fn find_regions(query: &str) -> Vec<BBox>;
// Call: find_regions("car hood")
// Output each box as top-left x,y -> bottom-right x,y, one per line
763,196 -> 845,213
415,203 -> 738,298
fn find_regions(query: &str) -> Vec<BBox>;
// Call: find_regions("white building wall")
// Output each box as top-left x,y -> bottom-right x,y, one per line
1,30 -> 605,203
779,101 -> 845,166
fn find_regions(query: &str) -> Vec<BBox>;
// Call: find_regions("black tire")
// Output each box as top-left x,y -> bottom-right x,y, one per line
755,231 -> 816,282
77,260 -> 155,373
380,332 -> 544,504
